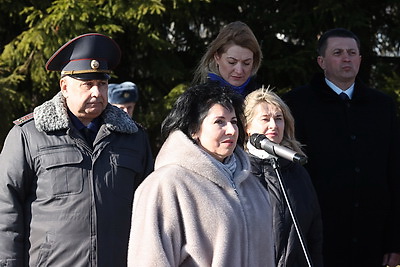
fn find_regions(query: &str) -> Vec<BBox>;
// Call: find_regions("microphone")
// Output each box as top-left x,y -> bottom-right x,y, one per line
250,133 -> 307,165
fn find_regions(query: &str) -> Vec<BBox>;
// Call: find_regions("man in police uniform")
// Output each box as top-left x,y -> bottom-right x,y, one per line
0,33 -> 154,266
108,81 -> 139,117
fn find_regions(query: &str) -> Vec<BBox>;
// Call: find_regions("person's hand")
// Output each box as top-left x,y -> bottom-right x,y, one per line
382,252 -> 400,267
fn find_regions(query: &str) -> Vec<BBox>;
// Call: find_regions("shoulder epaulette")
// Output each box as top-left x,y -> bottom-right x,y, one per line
13,112 -> 34,126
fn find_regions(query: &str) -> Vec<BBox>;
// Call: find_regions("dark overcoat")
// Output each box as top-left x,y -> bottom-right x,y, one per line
249,156 -> 323,267
0,92 -> 154,267
283,73 -> 400,267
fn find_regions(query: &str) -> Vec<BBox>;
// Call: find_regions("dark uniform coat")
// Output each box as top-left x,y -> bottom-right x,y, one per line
283,73 -> 400,267
0,92 -> 154,266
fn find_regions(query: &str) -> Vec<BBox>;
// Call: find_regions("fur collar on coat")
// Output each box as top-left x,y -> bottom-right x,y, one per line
128,130 -> 275,267
155,130 -> 251,188
33,91 -> 138,134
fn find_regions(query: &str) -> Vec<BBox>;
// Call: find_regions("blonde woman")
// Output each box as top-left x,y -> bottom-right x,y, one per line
193,21 -> 262,96
244,87 -> 323,267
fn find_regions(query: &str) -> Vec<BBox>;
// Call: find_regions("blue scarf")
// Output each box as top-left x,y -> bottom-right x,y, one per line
207,72 -> 251,95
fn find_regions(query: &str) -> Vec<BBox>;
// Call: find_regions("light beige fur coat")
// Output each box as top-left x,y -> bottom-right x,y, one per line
128,130 -> 275,267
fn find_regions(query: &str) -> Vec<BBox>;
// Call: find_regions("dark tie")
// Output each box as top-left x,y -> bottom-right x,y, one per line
339,92 -> 350,101
82,128 -> 94,147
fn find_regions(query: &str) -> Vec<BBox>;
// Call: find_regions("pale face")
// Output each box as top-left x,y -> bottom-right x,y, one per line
246,102 -> 284,144
193,104 -> 238,162
112,102 -> 136,118
317,37 -> 361,90
214,45 -> 254,87
60,76 -> 108,125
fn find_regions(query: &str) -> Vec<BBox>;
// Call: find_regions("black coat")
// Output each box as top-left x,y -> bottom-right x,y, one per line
283,73 -> 400,267
249,155 -> 323,267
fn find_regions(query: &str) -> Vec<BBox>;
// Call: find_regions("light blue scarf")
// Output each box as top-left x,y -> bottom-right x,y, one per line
200,149 -> 237,181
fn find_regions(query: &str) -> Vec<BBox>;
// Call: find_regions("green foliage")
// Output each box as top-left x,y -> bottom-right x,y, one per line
383,72 -> 400,102
1,0 -> 400,154
373,65 -> 400,115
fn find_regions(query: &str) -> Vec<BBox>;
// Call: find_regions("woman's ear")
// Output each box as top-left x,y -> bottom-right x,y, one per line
214,52 -> 220,65
245,123 -> 252,137
191,131 -> 201,144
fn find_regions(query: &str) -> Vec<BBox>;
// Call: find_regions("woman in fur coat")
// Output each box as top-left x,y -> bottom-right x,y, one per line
128,83 -> 275,267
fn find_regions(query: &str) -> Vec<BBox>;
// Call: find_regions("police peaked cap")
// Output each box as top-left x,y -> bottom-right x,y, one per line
46,33 -> 121,80
108,82 -> 139,104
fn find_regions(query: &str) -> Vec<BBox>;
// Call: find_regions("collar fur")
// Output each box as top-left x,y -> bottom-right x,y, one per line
33,92 -> 138,134
156,130 -> 251,188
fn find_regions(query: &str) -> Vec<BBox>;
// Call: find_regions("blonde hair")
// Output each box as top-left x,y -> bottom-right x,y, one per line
244,87 -> 305,156
193,21 -> 262,84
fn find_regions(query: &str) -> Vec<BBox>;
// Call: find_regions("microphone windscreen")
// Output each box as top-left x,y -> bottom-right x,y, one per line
250,133 -> 265,149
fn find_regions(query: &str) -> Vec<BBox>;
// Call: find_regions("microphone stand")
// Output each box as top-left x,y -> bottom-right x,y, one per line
269,157 -> 313,267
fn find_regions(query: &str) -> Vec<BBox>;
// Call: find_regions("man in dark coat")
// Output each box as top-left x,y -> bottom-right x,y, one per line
0,33 -> 154,266
283,28 -> 400,267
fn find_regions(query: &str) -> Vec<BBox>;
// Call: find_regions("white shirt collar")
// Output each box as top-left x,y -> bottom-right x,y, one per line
325,78 -> 354,99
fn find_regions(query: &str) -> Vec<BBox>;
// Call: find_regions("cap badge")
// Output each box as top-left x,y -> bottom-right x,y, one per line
90,60 -> 100,70
123,92 -> 130,98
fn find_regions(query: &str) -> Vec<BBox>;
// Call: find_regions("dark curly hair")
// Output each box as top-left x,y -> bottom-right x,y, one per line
161,83 -> 245,146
